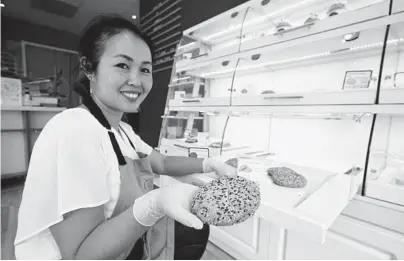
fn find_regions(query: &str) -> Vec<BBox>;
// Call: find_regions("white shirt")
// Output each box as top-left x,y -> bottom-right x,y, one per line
14,108 -> 153,260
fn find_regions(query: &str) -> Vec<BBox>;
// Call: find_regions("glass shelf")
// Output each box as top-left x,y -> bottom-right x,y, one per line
365,114 -> 404,206
239,0 -> 389,52
173,25 -> 389,106
379,21 -> 404,104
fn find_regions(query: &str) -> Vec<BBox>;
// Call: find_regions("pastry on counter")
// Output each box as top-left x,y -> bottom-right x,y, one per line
267,167 -> 307,188
209,141 -> 231,148
191,176 -> 261,226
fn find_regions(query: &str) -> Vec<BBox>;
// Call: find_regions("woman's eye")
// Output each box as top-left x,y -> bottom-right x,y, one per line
141,68 -> 151,73
116,63 -> 129,70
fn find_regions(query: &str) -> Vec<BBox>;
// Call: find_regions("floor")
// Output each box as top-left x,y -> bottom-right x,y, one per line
1,177 -> 235,260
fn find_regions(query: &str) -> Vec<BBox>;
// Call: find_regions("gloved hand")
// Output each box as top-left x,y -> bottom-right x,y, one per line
133,183 -> 203,230
203,157 -> 237,177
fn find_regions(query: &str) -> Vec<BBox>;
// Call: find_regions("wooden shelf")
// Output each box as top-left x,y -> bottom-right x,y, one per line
151,24 -> 182,41
153,65 -> 173,73
154,49 -> 176,60
143,7 -> 182,32
146,15 -> 181,35
155,40 -> 180,53
141,0 -> 182,27
154,31 -> 182,46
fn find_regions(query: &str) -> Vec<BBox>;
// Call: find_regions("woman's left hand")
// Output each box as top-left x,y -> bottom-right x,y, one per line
203,158 -> 237,177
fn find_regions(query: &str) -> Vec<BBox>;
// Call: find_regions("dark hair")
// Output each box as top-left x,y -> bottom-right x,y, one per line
76,15 -> 153,94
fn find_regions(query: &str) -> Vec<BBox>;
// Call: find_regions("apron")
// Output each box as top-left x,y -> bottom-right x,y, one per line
110,127 -> 175,260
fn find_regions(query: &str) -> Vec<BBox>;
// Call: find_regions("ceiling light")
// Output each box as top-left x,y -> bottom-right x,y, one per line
0,3 -> 5,7
132,15 -> 137,19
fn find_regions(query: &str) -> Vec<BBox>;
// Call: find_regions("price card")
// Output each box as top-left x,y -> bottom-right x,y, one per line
342,70 -> 373,90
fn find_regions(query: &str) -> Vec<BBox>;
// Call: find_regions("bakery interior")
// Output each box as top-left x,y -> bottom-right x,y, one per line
2,0 -> 404,259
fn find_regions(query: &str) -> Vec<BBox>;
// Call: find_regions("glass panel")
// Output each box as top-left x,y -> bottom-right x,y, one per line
229,25 -> 386,105
159,111 -> 231,157
365,114 -> 404,206
222,111 -> 372,179
379,21 -> 404,104
167,69 -> 232,107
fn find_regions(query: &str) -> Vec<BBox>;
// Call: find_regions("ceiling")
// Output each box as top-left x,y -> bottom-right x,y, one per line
1,0 -> 140,35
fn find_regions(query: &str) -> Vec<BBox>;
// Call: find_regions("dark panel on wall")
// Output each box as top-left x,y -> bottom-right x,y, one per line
1,16 -> 80,50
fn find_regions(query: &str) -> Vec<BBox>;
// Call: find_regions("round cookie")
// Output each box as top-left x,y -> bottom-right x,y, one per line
191,176 -> 260,226
267,167 -> 307,188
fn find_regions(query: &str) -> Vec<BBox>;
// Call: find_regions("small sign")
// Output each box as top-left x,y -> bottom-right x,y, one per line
342,70 -> 373,90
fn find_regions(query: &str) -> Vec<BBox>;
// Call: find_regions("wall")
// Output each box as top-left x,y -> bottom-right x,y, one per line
1,15 -> 80,51
137,0 -> 248,148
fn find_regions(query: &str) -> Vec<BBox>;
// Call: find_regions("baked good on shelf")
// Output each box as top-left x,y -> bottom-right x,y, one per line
225,158 -> 238,168
267,167 -> 307,188
191,176 -> 261,226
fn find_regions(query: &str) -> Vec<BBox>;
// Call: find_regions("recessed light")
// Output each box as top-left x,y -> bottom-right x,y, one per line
132,15 -> 137,19
0,3 -> 5,7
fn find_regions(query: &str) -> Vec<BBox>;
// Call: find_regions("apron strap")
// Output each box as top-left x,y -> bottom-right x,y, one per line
119,126 -> 136,150
74,82 -> 127,166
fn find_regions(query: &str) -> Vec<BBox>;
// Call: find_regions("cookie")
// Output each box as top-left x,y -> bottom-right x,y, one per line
267,167 -> 307,188
191,176 -> 261,226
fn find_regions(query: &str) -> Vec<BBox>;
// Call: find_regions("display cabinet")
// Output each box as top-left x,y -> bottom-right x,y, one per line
158,0 -> 404,259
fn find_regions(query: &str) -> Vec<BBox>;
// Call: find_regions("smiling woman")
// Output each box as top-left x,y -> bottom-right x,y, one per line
13,15 -> 237,260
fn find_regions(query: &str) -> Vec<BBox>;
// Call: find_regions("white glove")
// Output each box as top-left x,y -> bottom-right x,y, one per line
133,183 -> 203,229
203,157 -> 237,177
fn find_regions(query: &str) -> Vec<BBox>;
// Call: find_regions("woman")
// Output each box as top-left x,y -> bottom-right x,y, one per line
14,15 -> 236,260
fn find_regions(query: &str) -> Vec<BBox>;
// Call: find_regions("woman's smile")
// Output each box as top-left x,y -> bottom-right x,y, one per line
120,90 -> 142,101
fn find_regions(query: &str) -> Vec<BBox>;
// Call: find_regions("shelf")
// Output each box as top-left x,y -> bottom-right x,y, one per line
154,57 -> 174,66
154,49 -> 176,60
141,0 -> 173,22
176,12 -> 404,73
143,7 -> 182,32
151,24 -> 182,41
167,104 -> 404,115
141,0 -> 181,25
147,15 -> 181,36
155,31 -> 182,46
393,0 -> 404,14
155,40 -> 180,53
169,97 -> 231,107
1,106 -> 66,112
153,65 -> 173,73
161,115 -> 204,120
168,81 -> 204,88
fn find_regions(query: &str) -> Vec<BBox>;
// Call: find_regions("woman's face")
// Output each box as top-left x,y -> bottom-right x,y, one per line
90,30 -> 153,113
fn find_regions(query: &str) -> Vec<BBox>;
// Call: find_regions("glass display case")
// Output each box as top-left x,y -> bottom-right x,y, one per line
158,0 -> 404,244
379,21 -> 404,104
176,0 -> 390,69
365,114 -> 404,206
